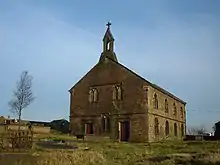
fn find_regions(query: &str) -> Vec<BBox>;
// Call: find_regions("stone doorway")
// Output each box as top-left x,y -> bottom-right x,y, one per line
85,123 -> 94,135
119,121 -> 130,142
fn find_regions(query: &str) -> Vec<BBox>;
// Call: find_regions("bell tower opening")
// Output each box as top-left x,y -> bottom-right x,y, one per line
107,42 -> 110,50
99,22 -> 118,62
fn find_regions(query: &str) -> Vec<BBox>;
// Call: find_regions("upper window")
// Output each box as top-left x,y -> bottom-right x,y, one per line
113,85 -> 123,100
144,87 -> 148,99
153,93 -> 158,109
89,88 -> 98,103
173,103 -> 177,116
180,107 -> 184,119
165,99 -> 169,113
93,89 -> 98,102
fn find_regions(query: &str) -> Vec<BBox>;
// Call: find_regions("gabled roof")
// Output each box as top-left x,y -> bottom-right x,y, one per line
109,57 -> 186,104
69,56 -> 186,105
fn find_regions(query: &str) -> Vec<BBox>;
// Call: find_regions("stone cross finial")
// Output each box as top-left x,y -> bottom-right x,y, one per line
106,22 -> 111,28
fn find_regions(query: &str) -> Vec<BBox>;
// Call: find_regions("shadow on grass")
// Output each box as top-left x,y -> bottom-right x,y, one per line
135,153 -> 220,165
0,153 -> 39,165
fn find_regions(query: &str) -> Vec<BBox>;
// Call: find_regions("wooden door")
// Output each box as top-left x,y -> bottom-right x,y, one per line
120,121 -> 130,142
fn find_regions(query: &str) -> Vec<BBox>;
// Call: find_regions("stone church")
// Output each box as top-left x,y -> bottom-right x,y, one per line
69,22 -> 186,142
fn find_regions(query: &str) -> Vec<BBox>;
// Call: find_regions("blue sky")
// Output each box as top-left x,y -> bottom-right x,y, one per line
0,0 -> 219,131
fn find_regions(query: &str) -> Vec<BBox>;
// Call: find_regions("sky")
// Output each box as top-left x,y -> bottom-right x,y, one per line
0,0 -> 219,132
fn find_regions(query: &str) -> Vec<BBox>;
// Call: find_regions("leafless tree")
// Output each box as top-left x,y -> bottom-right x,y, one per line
8,71 -> 35,123
187,126 -> 207,135
212,125 -> 216,132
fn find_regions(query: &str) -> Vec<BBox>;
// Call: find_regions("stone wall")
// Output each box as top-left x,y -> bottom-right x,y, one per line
1,125 -> 51,134
147,86 -> 186,142
70,58 -> 149,142
69,56 -> 186,142
70,59 -> 148,118
129,114 -> 148,142
32,126 -> 51,134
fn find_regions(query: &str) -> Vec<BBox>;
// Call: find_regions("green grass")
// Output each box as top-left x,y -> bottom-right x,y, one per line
1,134 -> 220,165
33,133 -> 75,141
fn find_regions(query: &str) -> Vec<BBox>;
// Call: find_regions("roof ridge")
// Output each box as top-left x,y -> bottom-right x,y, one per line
105,56 -> 186,105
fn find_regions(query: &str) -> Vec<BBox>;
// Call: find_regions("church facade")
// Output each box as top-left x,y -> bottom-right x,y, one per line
69,23 -> 186,142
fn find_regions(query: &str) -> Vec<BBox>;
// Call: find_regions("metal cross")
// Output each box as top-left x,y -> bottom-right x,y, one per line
106,22 -> 111,28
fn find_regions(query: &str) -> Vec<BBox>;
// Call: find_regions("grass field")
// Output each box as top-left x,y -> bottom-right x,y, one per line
1,134 -> 220,165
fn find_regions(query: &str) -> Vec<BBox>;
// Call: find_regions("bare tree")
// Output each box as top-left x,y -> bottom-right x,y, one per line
212,125 -> 216,132
8,71 -> 35,123
187,126 -> 207,135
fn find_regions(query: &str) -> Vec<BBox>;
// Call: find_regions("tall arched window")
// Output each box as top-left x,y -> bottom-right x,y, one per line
113,85 -> 123,100
165,120 -> 169,136
101,115 -> 109,133
93,89 -> 98,102
153,93 -> 158,109
173,103 -> 177,116
113,87 -> 117,100
89,88 -> 98,102
117,86 -> 122,100
143,86 -> 148,105
89,89 -> 94,103
180,107 -> 183,119
174,123 -> 177,136
154,118 -> 159,135
181,124 -> 184,137
165,99 -> 169,113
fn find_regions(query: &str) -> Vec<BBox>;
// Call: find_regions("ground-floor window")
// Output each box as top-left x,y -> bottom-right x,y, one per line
181,124 -> 184,137
165,120 -> 169,136
174,123 -> 177,136
101,115 -> 111,133
154,118 -> 159,135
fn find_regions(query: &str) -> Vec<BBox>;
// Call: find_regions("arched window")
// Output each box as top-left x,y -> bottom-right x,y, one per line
142,86 -> 148,105
154,118 -> 159,135
113,87 -> 117,100
117,86 -> 122,100
89,88 -> 98,102
113,85 -> 123,100
181,124 -> 184,137
165,120 -> 169,136
153,93 -> 158,109
174,123 -> 177,136
144,88 -> 148,100
107,42 -> 110,50
89,89 -> 94,103
93,89 -> 98,102
101,115 -> 110,133
165,99 -> 169,113
180,107 -> 183,119
173,103 -> 177,116
101,115 -> 106,132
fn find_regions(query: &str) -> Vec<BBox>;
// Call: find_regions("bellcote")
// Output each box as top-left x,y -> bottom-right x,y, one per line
99,22 -> 118,62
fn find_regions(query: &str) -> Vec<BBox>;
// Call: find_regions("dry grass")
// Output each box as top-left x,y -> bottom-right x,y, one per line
1,135 -> 220,165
